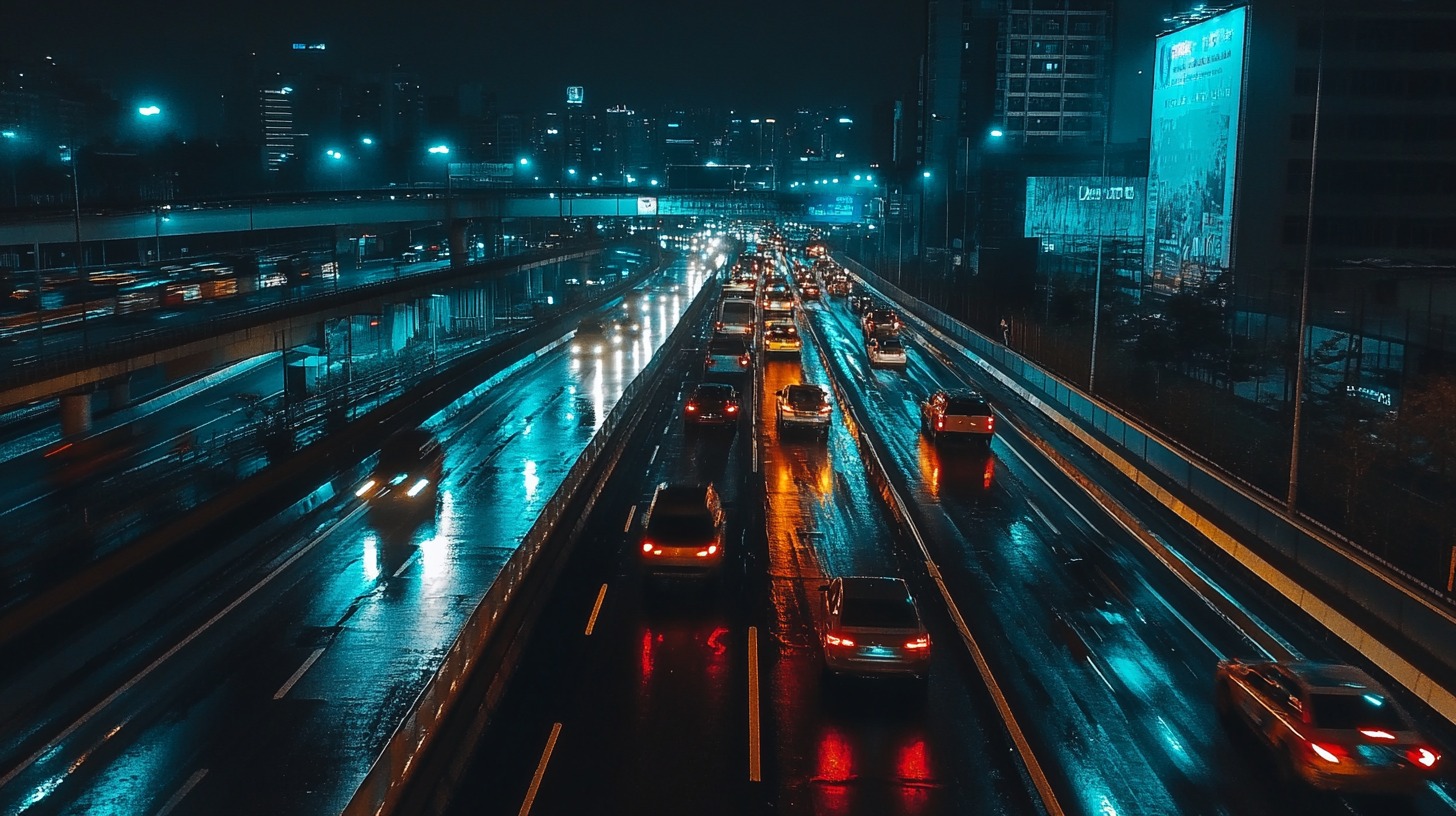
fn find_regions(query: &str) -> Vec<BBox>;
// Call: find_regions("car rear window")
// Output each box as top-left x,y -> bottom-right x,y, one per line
1308,693 -> 1411,731
786,385 -> 825,408
877,338 -> 903,350
646,511 -> 715,540
694,384 -> 735,400
946,397 -> 990,415
709,337 -> 750,354
841,597 -> 920,629
768,326 -> 798,338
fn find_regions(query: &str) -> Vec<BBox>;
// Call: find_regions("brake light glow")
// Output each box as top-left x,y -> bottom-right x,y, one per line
904,635 -> 930,650
642,542 -> 654,553
824,633 -> 855,647
725,404 -> 739,413
1309,742 -> 1346,764
1358,729 -> 1395,740
355,479 -> 377,497
818,404 -> 831,414
936,418 -> 944,430
708,544 -> 718,554
739,354 -> 751,367
987,415 -> 996,431
1409,747 -> 1440,768
686,403 -> 698,412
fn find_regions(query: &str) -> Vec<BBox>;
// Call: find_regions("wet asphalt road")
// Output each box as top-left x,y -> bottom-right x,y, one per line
0,257 -> 711,815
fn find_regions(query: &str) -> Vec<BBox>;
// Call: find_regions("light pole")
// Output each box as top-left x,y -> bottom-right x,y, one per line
61,144 -> 88,347
1088,118 -> 1110,394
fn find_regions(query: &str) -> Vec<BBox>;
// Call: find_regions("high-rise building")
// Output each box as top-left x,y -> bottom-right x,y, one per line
995,0 -> 1113,146
259,85 -> 296,173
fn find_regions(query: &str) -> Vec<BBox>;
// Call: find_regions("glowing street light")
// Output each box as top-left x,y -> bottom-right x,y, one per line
427,144 -> 450,154
361,136 -> 374,146
989,129 -> 1005,138
137,105 -> 162,117
519,157 -> 530,166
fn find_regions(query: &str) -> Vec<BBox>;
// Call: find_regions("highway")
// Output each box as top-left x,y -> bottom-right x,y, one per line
441,244 -> 1456,815
2,237 -> 1453,815
0,254 -> 711,815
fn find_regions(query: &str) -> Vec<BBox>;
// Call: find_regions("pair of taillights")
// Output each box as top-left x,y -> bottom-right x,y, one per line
686,403 -> 739,413
1304,738 -> 1440,769
641,541 -> 719,557
825,633 -> 930,650
935,415 -> 994,431
705,355 -> 752,368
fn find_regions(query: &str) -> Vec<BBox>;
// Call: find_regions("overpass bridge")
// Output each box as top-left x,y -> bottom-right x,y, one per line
0,187 -> 869,251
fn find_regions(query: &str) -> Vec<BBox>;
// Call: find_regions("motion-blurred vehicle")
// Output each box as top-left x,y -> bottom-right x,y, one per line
848,295 -> 872,315
684,383 -> 741,427
43,423 -> 146,488
639,483 -> 726,577
1215,659 -> 1442,793
826,278 -> 851,297
774,383 -> 832,436
867,335 -> 907,367
920,389 -> 995,444
357,428 -> 444,515
764,322 -> 802,355
820,576 -> 931,680
761,284 -> 795,315
704,335 -> 753,378
571,318 -> 618,356
799,281 -> 822,300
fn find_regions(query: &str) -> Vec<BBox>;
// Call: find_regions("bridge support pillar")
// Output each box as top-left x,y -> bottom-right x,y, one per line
60,392 -> 93,437
380,303 -> 414,353
477,219 -> 502,261
449,220 -> 469,268
107,377 -> 131,410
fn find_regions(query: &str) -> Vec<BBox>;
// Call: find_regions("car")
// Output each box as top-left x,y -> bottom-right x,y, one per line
764,322 -> 802,355
863,309 -> 902,338
867,335 -> 907,367
775,383 -> 832,435
704,334 -> 753,377
847,295 -> 871,315
1214,659 -> 1442,793
799,282 -> 822,300
715,298 -> 758,337
357,428 -> 444,515
819,576 -> 931,680
761,284 -> 795,314
684,383 -> 741,426
639,483 -> 726,577
920,389 -> 995,444
571,318 -> 618,355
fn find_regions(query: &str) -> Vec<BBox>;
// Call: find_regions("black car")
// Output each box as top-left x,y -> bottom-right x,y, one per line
684,383 -> 742,426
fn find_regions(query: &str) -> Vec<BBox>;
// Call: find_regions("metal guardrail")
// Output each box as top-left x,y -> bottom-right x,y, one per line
836,255 -> 1456,726
340,259 -> 721,816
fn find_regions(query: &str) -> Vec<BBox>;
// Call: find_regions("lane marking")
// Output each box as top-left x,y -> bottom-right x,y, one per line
518,722 -> 563,816
623,505 -> 637,533
391,550 -> 421,579
154,768 -> 208,816
0,504 -> 366,789
747,626 -> 762,783
1086,656 -> 1117,695
1002,436 -> 1103,536
1027,500 -> 1060,536
273,647 -> 327,700
585,585 -> 608,636
649,444 -> 659,464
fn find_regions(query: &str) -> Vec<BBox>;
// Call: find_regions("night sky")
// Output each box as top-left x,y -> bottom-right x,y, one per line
6,0 -> 926,134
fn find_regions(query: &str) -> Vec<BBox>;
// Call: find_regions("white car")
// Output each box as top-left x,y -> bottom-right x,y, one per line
867,335 -> 907,367
775,383 -> 831,435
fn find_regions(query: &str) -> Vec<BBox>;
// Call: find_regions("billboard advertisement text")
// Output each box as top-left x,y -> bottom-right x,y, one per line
1146,6 -> 1248,294
1025,177 -> 1146,239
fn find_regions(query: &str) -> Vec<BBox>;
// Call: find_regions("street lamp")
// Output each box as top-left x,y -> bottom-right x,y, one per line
427,144 -> 452,195
325,149 -> 345,191
60,144 -> 87,346
1,130 -> 17,208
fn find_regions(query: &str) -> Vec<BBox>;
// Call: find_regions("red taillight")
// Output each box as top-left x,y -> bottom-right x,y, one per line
686,403 -> 698,412
904,635 -> 930,650
725,404 -> 739,413
1358,729 -> 1395,740
936,417 -> 944,430
1308,742 -> 1348,764
1408,747 -> 1441,769
706,357 -> 715,367
818,404 -> 831,414
715,321 -> 724,330
824,633 -> 855,648
987,415 -> 995,431
642,542 -> 654,553
739,354 -> 751,367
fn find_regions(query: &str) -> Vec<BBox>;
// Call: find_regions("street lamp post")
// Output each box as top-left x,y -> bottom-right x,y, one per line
62,145 -> 87,346
1,130 -> 17,208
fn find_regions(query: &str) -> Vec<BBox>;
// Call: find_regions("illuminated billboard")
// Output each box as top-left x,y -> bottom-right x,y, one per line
805,194 -> 861,224
567,85 -> 584,106
1025,177 -> 1145,239
1146,6 -> 1248,294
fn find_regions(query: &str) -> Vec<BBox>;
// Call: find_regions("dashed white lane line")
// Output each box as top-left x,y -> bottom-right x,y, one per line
585,585 -> 608,636
273,647 -> 327,700
391,550 -> 421,579
1027,499 -> 1060,536
623,505 -> 637,533
1002,435 -> 1103,537
154,768 -> 208,816
649,444 -> 660,464
518,722 -> 563,816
